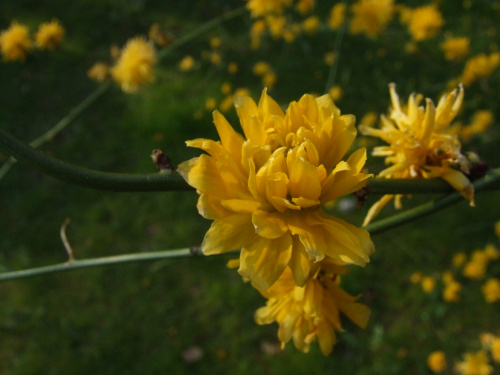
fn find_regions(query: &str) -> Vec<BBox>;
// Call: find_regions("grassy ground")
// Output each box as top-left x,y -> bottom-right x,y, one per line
1,1 -> 500,374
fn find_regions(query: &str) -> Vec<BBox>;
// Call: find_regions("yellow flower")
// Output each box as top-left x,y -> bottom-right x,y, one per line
453,252 -> 467,268
246,0 -> 292,18
460,53 -> 500,86
328,85 -> 343,102
179,55 -> 195,71
111,37 -> 156,93
482,278 -> 500,303
360,84 -> 473,226
483,244 -> 499,261
253,61 -> 271,76
254,264 -> 370,355
266,14 -> 287,38
455,350 -> 493,375
443,280 -> 461,302
205,97 -> 217,111
491,338 -> 500,362
221,82 -> 232,95
178,89 -> 374,290
87,62 -> 109,83
421,276 -> 436,293
227,61 -> 238,74
459,110 -> 494,142
324,52 -> 336,66
250,19 -> 267,49
360,112 -> 378,128
35,19 -> 65,50
350,0 -> 395,38
263,72 -> 277,89
0,21 -> 32,62
440,36 -> 470,61
328,3 -> 346,30
296,0 -> 315,14
427,351 -> 447,372
209,36 -> 221,49
148,23 -> 171,47
302,16 -> 320,35
463,260 -> 486,280
410,271 -> 422,284
495,221 -> 500,238
408,5 -> 444,41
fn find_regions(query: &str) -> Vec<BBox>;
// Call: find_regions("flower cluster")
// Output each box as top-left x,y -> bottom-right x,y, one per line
0,20 -> 65,63
359,84 -> 473,226
179,89 -> 374,354
110,38 -> 157,93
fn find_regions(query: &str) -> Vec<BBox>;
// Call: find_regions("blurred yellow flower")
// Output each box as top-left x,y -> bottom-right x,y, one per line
328,3 -> 346,30
482,278 -> 500,303
296,0 -> 315,14
440,36 -> 470,61
457,110 -> 494,142
227,61 -> 238,74
178,89 -> 374,290
491,338 -> 500,362
328,85 -> 343,101
453,252 -> 467,268
360,112 -> 378,128
87,62 -> 109,83
350,0 -> 395,38
148,23 -> 171,47
410,271 -> 423,284
246,0 -> 292,18
205,97 -> 217,111
455,350 -> 493,375
35,19 -> 64,50
179,55 -> 195,71
460,53 -> 500,86
0,21 -> 32,62
254,264 -> 370,355
408,5 -> 444,41
463,260 -> 486,280
324,52 -> 336,66
360,84 -> 473,226
250,19 -> 267,49
210,36 -> 221,49
219,95 -> 234,113
421,276 -> 436,293
484,244 -> 499,261
266,14 -> 287,38
221,82 -> 232,95
263,71 -> 277,89
210,51 -> 221,66
302,16 -> 320,35
443,280 -> 461,302
253,61 -> 271,75
427,351 -> 447,372
496,221 -> 500,238
111,37 -> 156,93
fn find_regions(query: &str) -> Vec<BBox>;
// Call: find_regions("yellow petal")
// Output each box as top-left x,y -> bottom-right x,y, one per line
289,157 -> 321,201
202,214 -> 257,255
197,193 -> 230,220
213,110 -> 245,160
234,95 -> 267,145
362,194 -> 394,227
252,210 -> 288,239
239,234 -> 293,290
221,199 -> 266,213
177,155 -> 229,200
288,237 -> 317,287
258,88 -> 285,118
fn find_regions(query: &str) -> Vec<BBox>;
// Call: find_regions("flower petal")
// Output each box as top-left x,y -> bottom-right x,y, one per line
239,233 -> 293,290
202,214 -> 257,255
252,210 -> 288,239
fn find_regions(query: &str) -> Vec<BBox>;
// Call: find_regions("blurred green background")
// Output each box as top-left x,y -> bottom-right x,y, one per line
1,0 -> 499,374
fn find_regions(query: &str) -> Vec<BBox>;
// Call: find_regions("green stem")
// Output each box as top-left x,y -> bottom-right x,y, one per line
324,2 -> 347,93
0,83 -> 110,180
366,168 -> 500,235
157,6 -> 247,60
0,248 -> 197,283
0,128 -> 192,191
2,127 -> 500,193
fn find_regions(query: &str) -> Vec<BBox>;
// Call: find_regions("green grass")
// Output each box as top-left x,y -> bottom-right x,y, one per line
1,0 -> 500,374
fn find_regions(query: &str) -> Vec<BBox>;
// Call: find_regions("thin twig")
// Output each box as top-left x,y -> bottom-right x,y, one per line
60,218 -> 74,262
